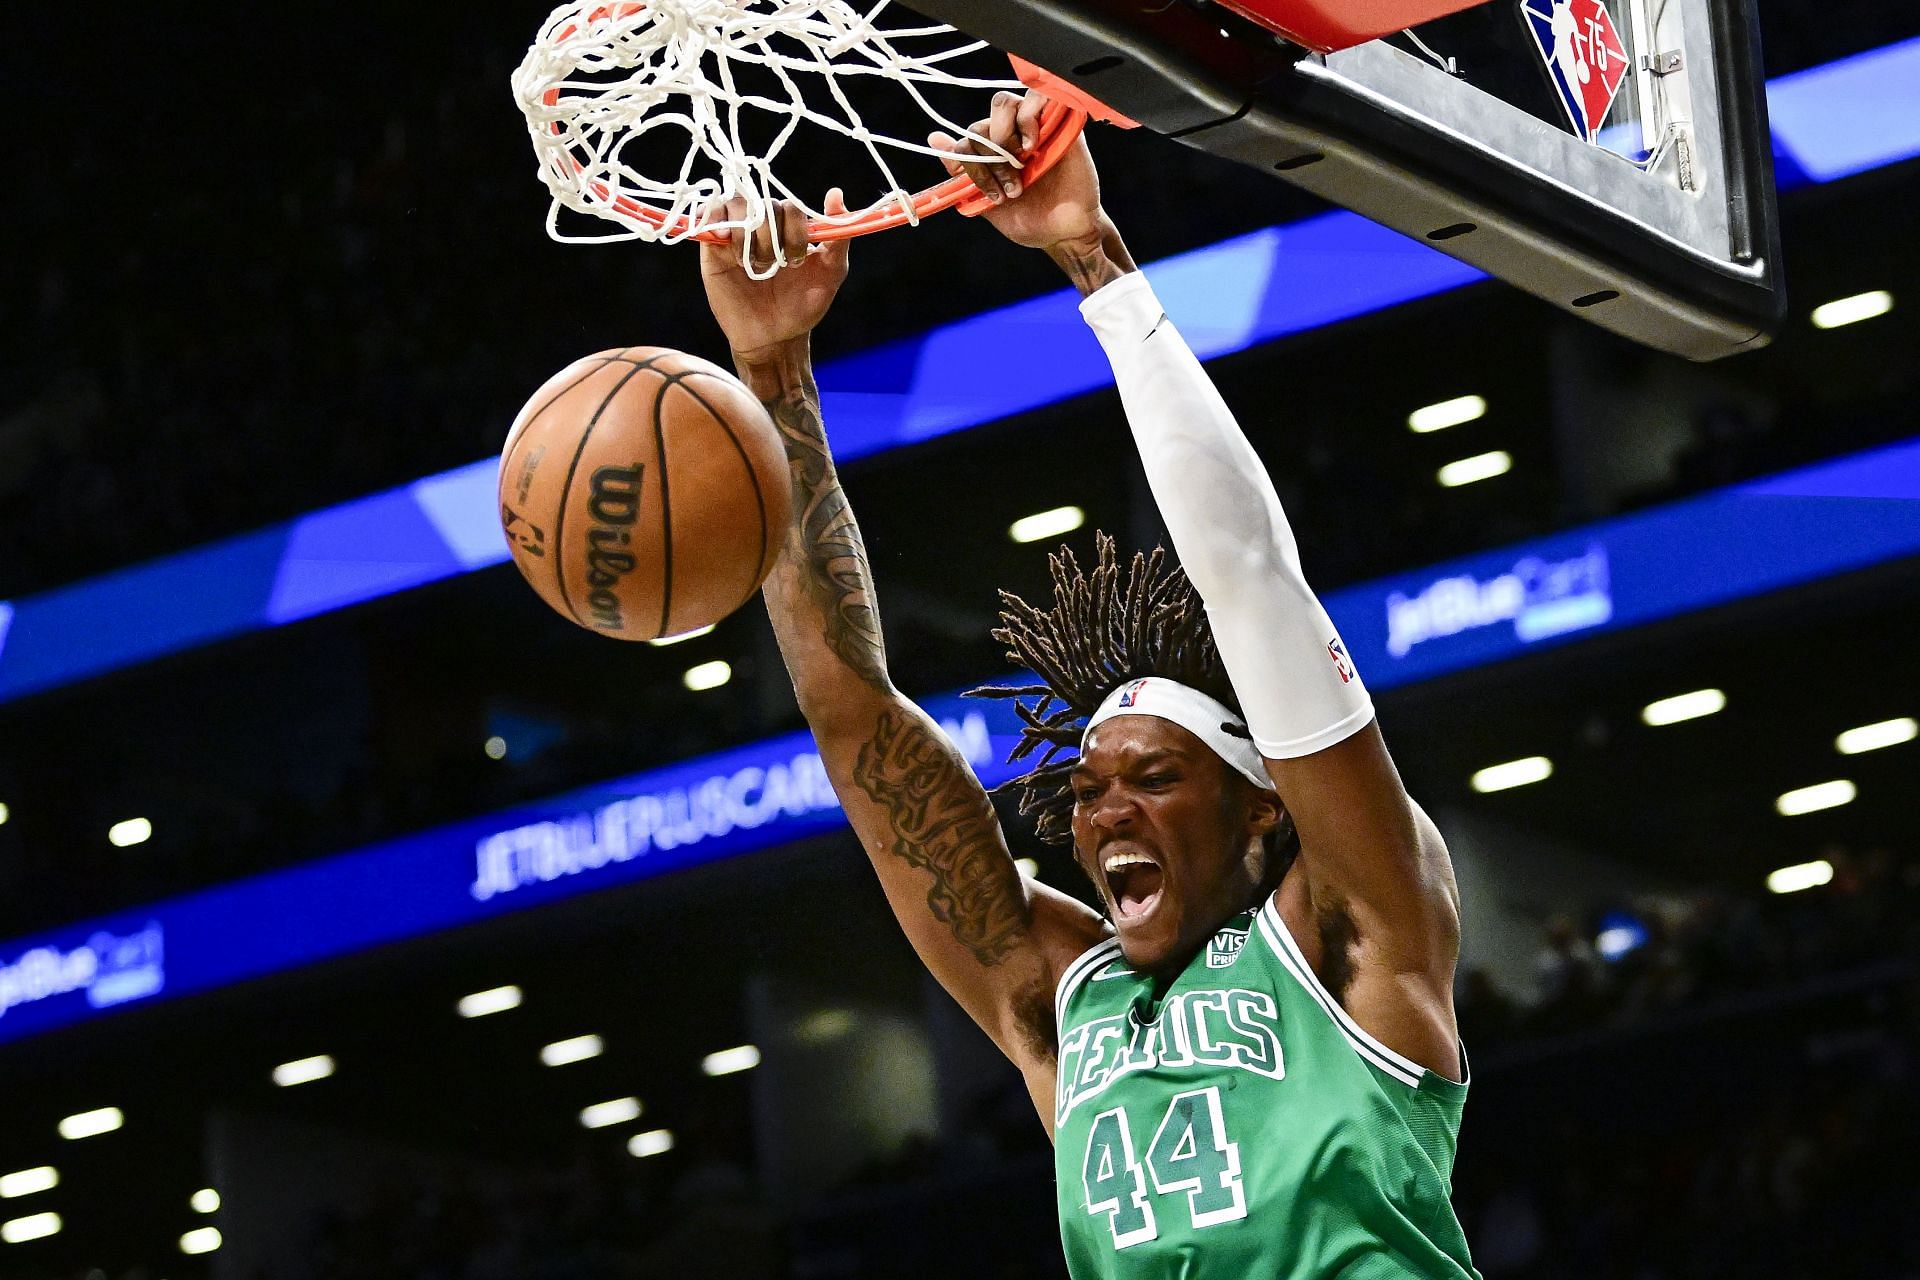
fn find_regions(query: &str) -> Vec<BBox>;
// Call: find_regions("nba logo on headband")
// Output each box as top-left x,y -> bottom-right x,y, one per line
1086,678 -> 1273,792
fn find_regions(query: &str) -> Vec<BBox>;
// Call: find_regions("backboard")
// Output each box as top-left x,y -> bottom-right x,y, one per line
916,0 -> 1783,361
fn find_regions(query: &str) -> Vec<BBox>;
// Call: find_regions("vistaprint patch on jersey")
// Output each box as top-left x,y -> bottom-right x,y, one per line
1207,929 -> 1247,969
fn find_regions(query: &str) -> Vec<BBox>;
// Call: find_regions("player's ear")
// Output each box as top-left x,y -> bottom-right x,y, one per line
1244,785 -> 1284,842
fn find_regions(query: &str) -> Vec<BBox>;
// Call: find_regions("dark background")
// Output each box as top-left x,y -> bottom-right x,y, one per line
1,2 -> 1917,1277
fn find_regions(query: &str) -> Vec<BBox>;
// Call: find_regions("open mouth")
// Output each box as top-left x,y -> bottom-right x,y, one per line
1103,853 -> 1165,921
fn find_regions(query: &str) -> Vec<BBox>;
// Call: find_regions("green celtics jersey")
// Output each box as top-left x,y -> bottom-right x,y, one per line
1053,898 -> 1479,1280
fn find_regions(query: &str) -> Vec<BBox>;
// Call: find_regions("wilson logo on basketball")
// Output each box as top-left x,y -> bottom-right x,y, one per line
584,463 -> 646,631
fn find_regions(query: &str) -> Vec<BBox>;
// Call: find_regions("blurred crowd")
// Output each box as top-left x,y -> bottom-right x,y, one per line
10,844 -> 1916,1280
288,1150 -> 781,1280
1458,1046 -> 1919,1280
0,25 -> 1292,607
1460,844 -> 1920,1047
1455,844 -> 1920,1279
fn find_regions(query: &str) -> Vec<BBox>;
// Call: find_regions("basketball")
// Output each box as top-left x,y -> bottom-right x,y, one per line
497,347 -> 792,640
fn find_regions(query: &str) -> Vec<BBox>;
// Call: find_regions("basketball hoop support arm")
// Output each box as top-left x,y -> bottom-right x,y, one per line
914,0 -> 1784,360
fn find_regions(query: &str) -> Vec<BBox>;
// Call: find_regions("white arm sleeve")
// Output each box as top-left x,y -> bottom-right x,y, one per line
1080,271 -> 1374,760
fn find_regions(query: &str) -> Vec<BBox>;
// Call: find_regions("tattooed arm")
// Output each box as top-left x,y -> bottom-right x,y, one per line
699,196 -> 1108,1102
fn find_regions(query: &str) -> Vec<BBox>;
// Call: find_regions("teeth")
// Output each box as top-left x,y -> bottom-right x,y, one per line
1103,853 -> 1158,874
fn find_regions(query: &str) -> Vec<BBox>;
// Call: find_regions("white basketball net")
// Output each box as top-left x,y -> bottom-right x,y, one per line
512,0 -> 1023,274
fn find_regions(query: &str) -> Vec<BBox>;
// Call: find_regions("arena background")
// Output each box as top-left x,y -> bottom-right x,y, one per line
2,4 -> 1918,1277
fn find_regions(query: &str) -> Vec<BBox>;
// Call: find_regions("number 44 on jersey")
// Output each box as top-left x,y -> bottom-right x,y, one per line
1082,1086 -> 1248,1248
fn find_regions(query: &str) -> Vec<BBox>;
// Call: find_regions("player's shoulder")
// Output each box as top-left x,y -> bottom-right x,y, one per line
1053,931 -> 1126,1022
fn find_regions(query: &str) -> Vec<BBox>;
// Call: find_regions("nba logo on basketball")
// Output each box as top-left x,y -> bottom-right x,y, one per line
1116,678 -> 1149,708
1328,639 -> 1356,684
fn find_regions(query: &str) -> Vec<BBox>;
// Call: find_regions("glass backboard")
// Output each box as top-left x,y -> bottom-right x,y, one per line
916,0 -> 1783,361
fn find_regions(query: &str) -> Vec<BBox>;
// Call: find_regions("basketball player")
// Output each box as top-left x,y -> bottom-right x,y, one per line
700,92 -> 1476,1277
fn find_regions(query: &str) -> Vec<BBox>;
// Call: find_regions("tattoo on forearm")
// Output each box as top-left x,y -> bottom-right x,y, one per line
1047,223 -> 1137,298
1051,248 -> 1123,298
759,380 -> 888,691
853,706 -> 1029,967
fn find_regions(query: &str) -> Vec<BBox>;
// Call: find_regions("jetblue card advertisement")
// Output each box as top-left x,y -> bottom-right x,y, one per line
467,700 -> 1012,906
1334,540 -> 1615,687
0,924 -> 166,1043
1336,443 -> 1920,689
0,694 -> 1026,1047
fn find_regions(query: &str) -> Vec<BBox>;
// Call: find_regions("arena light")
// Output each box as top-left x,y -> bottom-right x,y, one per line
1408,394 -> 1486,433
457,985 -> 523,1018
58,1107 -> 123,1140
191,1188 -> 220,1214
180,1226 -> 222,1256
1767,858 -> 1835,894
579,1097 -> 643,1129
0,1168 -> 56,1200
1437,451 -> 1512,488
1810,289 -> 1893,330
683,660 -> 732,692
1775,780 -> 1856,816
1,1212 -> 61,1245
628,1129 -> 675,1158
0,802 -> 9,825
1640,688 -> 1727,726
107,817 -> 152,848
1836,716 -> 1917,755
648,624 -> 715,647
701,1044 -> 761,1077
541,1034 -> 604,1066
272,1054 -> 335,1087
1015,857 -> 1039,878
1594,923 -> 1647,961
483,736 -> 508,760
1470,756 -> 1553,793
1009,505 -> 1085,544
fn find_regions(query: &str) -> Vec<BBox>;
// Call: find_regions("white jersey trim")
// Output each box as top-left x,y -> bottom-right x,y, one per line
1054,937 -> 1124,1030
1255,899 -> 1425,1089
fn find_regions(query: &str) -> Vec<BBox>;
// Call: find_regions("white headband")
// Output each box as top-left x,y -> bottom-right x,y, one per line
1084,678 -> 1273,791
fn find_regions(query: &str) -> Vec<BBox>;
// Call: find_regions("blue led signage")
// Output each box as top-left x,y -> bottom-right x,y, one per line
0,698 -> 1017,1047
1326,437 -> 1920,689
8,432 -> 1920,1047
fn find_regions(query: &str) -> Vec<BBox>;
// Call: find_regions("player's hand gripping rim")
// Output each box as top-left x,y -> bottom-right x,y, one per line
928,89 -> 1042,203
698,189 -> 852,367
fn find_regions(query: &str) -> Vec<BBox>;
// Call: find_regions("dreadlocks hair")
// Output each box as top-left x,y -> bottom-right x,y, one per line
967,533 -> 1295,889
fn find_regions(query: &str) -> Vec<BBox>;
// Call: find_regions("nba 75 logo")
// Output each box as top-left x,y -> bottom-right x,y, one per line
1520,0 -> 1630,144
1207,930 -> 1247,969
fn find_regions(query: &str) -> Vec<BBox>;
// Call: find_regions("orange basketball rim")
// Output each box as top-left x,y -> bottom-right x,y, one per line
537,3 -> 1113,244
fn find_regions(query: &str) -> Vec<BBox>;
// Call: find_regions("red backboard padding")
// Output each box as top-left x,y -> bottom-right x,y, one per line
1215,0 -> 1492,52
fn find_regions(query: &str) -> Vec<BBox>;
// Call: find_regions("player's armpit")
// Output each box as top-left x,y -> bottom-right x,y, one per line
1268,724 -> 1465,1076
1269,725 -> 1460,968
